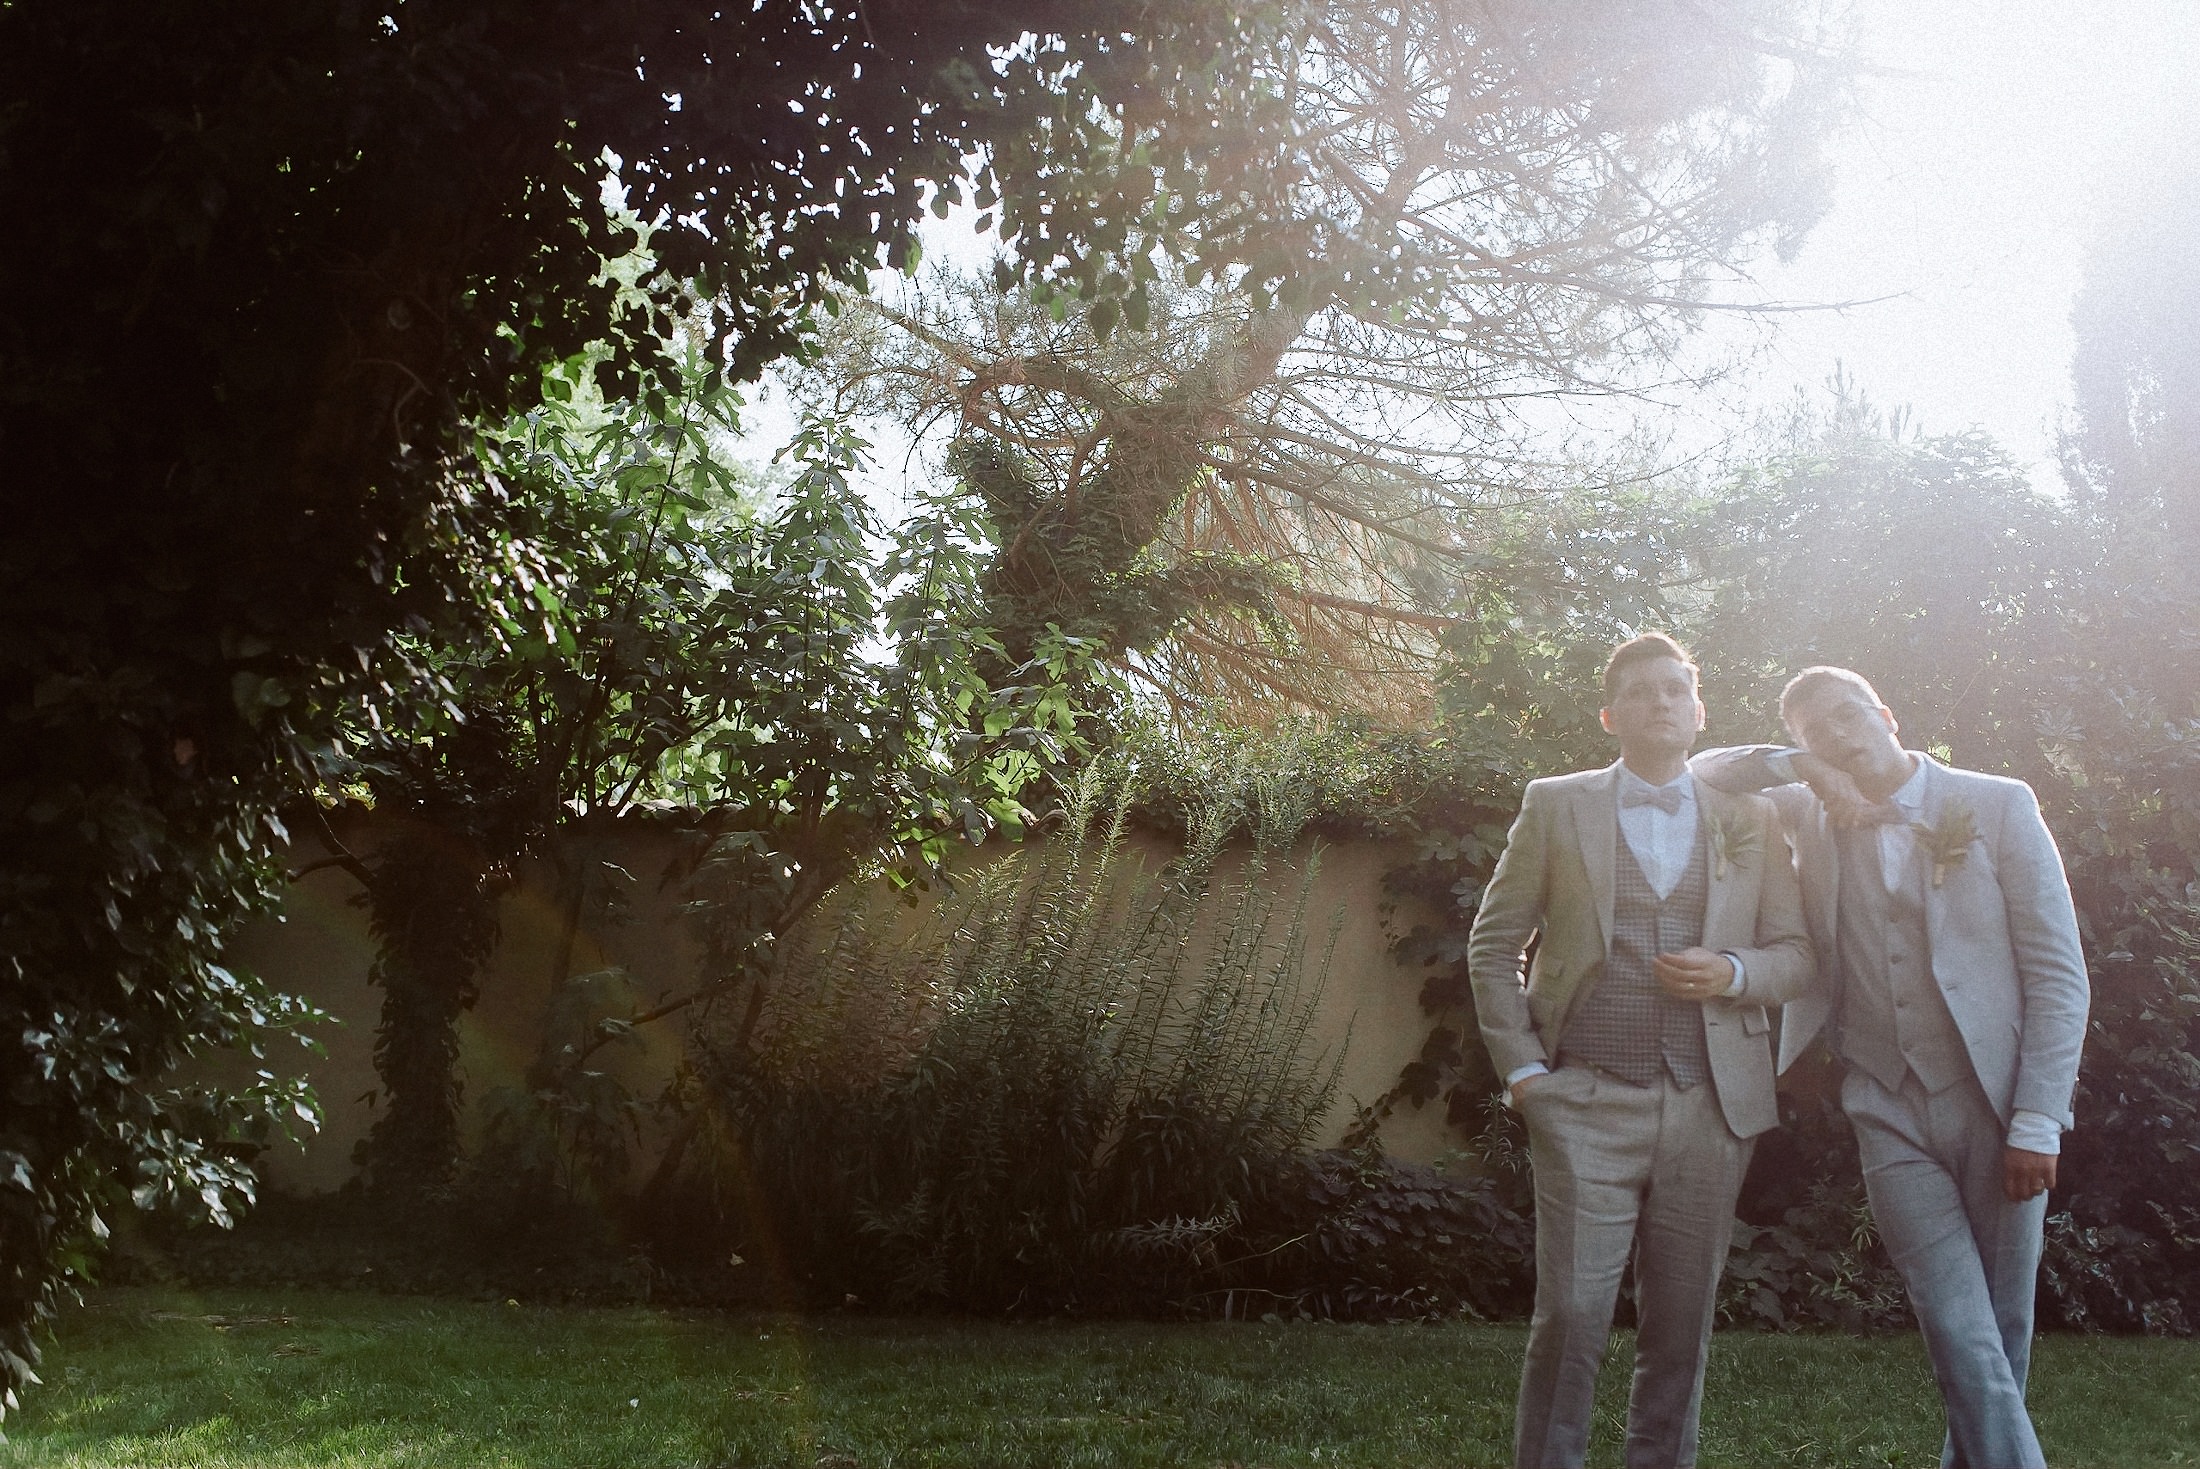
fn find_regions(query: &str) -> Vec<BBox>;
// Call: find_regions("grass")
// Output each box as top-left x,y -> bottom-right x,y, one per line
3,1289 -> 2196,1467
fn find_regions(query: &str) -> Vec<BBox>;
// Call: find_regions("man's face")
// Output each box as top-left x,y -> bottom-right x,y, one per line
1600,655 -> 1705,760
1784,681 -> 1901,777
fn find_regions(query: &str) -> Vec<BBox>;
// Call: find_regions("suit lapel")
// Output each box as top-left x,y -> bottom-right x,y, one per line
1817,802 -> 1841,938
1698,779 -> 1740,943
1914,755 -> 1949,950
1571,764 -> 1620,951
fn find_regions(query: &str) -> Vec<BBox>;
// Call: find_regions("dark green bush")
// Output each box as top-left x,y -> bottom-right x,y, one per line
652,770 -> 1347,1314
1224,1132 -> 1535,1323
610,767 -> 1519,1320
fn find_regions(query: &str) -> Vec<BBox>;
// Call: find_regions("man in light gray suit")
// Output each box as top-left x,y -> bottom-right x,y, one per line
1695,665 -> 2089,1469
1469,633 -> 1814,1469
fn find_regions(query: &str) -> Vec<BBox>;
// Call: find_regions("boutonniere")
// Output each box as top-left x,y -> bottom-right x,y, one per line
1708,809 -> 1759,881
1910,803 -> 1980,888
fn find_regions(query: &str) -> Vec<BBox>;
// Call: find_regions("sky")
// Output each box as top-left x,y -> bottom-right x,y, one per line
1693,0 -> 2200,487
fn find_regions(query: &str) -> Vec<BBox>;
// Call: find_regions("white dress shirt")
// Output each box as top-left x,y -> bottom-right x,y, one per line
1617,765 -> 1702,900
1878,756 -> 1931,897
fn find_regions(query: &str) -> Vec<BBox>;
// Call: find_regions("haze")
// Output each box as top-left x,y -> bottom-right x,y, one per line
1711,0 -> 2200,484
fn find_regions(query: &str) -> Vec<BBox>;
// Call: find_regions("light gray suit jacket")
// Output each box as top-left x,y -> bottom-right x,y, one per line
1692,748 -> 2090,1129
1467,762 -> 1816,1139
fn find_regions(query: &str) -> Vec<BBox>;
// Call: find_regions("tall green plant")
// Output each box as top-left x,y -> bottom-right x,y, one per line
664,765 -> 1345,1314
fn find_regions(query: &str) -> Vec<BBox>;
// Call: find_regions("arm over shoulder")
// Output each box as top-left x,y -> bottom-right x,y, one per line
1692,744 -> 1795,795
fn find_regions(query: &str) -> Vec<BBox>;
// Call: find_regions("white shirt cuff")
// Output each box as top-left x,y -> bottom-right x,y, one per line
1720,952 -> 1745,998
2007,1109 -> 2063,1155
1505,1062 -> 1550,1088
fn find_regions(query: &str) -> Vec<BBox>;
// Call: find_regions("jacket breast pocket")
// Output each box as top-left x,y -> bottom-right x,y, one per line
1741,1007 -> 1772,1036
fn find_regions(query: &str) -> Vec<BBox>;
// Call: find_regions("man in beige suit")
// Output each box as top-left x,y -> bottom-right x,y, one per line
1694,666 -> 2088,1469
1469,633 -> 1814,1469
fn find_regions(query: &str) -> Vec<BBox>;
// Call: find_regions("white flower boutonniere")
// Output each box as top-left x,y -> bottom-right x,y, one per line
1911,803 -> 1980,888
1708,809 -> 1759,881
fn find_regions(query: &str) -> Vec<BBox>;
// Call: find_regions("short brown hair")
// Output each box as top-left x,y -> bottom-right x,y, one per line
1602,632 -> 1698,704
1778,665 -> 1883,734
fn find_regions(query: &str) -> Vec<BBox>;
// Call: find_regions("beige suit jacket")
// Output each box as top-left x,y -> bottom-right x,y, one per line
1693,748 -> 2090,1129
1467,762 -> 1816,1139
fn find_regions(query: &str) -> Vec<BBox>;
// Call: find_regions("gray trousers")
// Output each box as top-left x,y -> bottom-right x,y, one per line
1515,1067 -> 1751,1469
1844,1069 -> 2048,1469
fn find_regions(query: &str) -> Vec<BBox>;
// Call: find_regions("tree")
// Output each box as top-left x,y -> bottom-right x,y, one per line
807,0 -> 1847,721
2042,172 -> 2200,1329
2064,138 -> 2200,561
325,344 -> 767,1199
338,377 -> 1093,1200
0,0 -> 1344,1415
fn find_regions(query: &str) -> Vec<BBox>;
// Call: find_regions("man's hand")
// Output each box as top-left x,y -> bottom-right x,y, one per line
1508,1072 -> 1546,1107
1654,947 -> 1736,1002
1791,750 -> 1900,829
2004,1147 -> 2057,1202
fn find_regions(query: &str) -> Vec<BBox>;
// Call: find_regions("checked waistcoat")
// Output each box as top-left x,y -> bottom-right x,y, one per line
1556,819 -> 1713,1088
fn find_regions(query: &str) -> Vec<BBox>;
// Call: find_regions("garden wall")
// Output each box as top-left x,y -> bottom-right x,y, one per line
223,817 -> 1462,1194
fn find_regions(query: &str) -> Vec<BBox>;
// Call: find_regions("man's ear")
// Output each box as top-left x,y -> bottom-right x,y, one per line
1599,707 -> 1616,734
1880,705 -> 1899,736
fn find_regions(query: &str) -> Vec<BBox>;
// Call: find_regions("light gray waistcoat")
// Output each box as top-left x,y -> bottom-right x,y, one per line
1834,824 -> 1968,1094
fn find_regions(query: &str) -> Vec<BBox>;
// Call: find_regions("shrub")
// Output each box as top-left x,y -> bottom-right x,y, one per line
1224,1113 -> 1534,1323
652,767 -> 1378,1316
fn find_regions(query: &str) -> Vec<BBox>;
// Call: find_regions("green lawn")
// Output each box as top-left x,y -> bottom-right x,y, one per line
3,1289 -> 2195,1467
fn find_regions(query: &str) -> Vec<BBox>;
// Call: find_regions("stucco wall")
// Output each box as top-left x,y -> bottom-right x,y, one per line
224,819 -> 1466,1194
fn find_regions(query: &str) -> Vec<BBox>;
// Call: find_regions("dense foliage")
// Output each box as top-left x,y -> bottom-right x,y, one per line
333,356 -> 761,1195
0,0 -> 1352,1415
451,414 -> 1102,1214
325,371 -> 1101,1198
